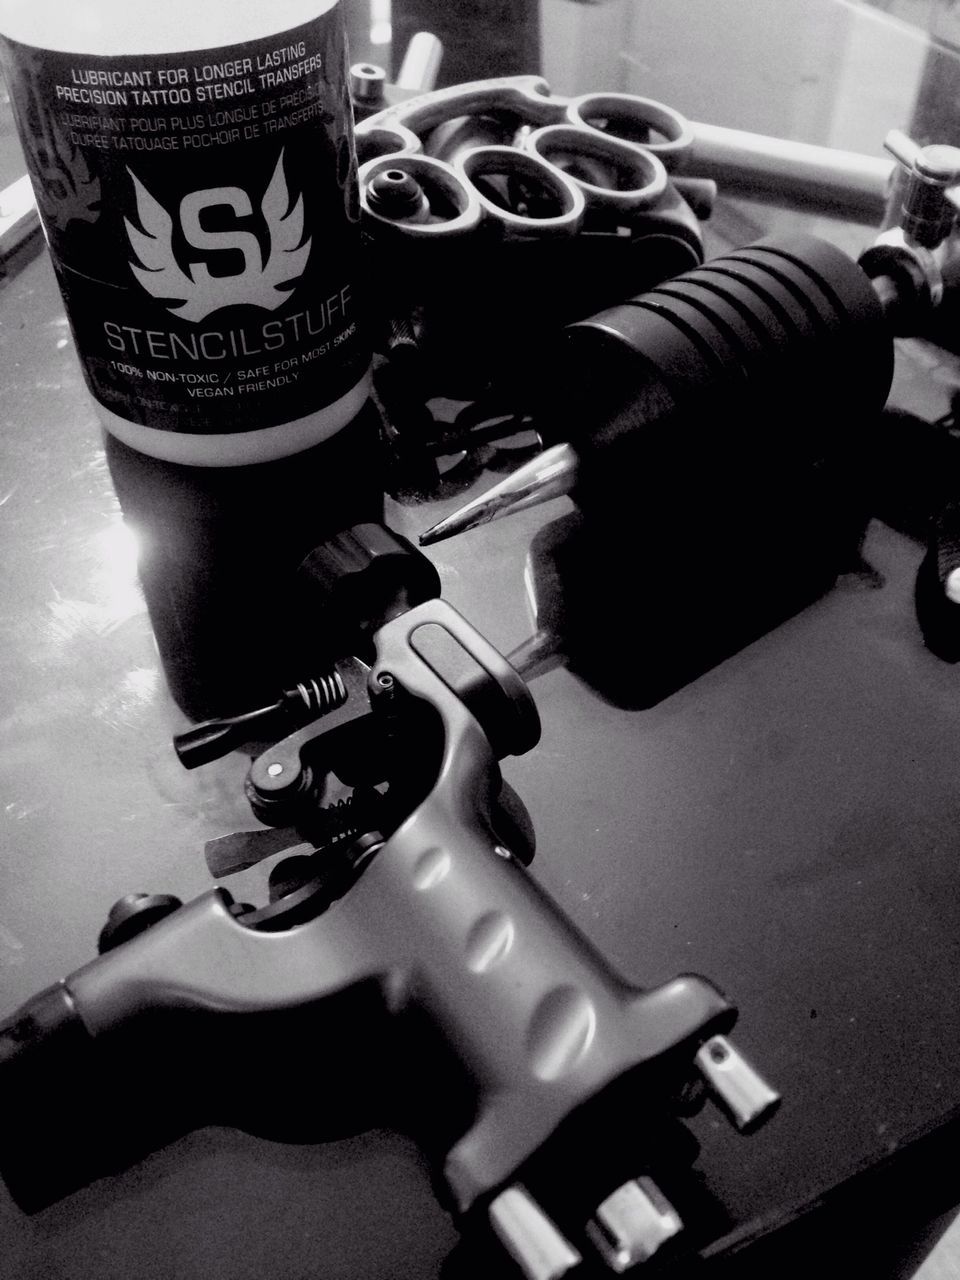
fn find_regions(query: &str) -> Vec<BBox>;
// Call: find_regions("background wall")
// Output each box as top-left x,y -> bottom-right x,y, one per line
540,0 -> 930,157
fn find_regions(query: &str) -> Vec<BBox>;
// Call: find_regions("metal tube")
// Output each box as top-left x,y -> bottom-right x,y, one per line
688,120 -> 895,224
395,31 -> 443,93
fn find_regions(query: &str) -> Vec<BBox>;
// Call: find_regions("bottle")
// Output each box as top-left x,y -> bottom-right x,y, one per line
0,0 -> 372,465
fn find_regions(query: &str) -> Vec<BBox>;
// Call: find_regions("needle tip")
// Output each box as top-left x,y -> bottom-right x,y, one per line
418,506 -> 486,546
417,443 -> 579,548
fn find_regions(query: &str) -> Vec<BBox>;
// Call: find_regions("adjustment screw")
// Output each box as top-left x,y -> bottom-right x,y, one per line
373,670 -> 397,705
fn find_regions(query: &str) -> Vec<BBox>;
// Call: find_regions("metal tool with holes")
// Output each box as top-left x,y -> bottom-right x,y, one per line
355,74 -> 701,246
0,523 -> 778,1276
352,72 -> 905,246
355,75 -> 713,417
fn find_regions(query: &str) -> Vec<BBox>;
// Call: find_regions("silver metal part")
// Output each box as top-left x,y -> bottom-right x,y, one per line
695,1035 -> 781,1131
859,129 -> 960,332
687,120 -> 894,223
396,31 -> 443,93
294,671 -> 348,716
204,826 -> 311,879
356,75 -> 692,242
862,226 -> 943,307
586,1177 -> 683,1272
419,443 -> 578,545
507,628 -> 564,682
883,129 -> 960,250
350,61 -> 387,106
489,1185 -> 582,1280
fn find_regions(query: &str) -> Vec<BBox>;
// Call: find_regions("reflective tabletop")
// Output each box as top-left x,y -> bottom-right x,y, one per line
4,2 -> 960,1278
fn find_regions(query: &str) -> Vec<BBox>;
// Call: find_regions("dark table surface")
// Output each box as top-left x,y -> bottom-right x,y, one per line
4,2 -> 960,1277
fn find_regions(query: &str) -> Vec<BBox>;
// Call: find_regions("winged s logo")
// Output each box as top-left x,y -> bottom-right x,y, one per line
124,149 -> 312,323
26,84 -> 101,230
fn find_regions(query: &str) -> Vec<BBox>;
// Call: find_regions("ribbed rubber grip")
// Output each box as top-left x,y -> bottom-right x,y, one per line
551,233 -> 893,503
528,233 -> 893,702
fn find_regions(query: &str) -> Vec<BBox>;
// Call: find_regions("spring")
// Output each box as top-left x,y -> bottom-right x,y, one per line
304,789 -> 384,855
291,670 -> 348,718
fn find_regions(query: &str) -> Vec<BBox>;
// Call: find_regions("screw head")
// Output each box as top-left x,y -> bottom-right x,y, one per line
917,144 -> 960,183
349,61 -> 385,104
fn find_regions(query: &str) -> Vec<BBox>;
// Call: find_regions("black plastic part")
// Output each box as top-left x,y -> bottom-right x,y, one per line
0,989 -> 395,1211
174,670 -> 349,770
916,499 -> 960,662
513,235 -> 895,707
0,983 -> 88,1076
0,983 -> 100,1209
543,235 -> 892,584
550,233 -> 892,476
367,168 -> 429,219
98,894 -> 184,954
173,701 -> 284,769
299,522 -> 442,649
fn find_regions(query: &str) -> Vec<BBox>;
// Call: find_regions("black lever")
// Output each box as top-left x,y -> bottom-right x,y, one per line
173,672 -> 348,769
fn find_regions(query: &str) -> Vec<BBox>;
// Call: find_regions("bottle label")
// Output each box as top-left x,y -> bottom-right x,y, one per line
0,12 -> 369,435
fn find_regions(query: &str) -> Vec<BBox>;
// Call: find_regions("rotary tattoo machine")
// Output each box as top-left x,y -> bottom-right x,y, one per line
0,524 -> 778,1276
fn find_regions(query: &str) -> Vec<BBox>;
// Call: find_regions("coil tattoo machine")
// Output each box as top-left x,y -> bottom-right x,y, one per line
0,525 -> 778,1275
